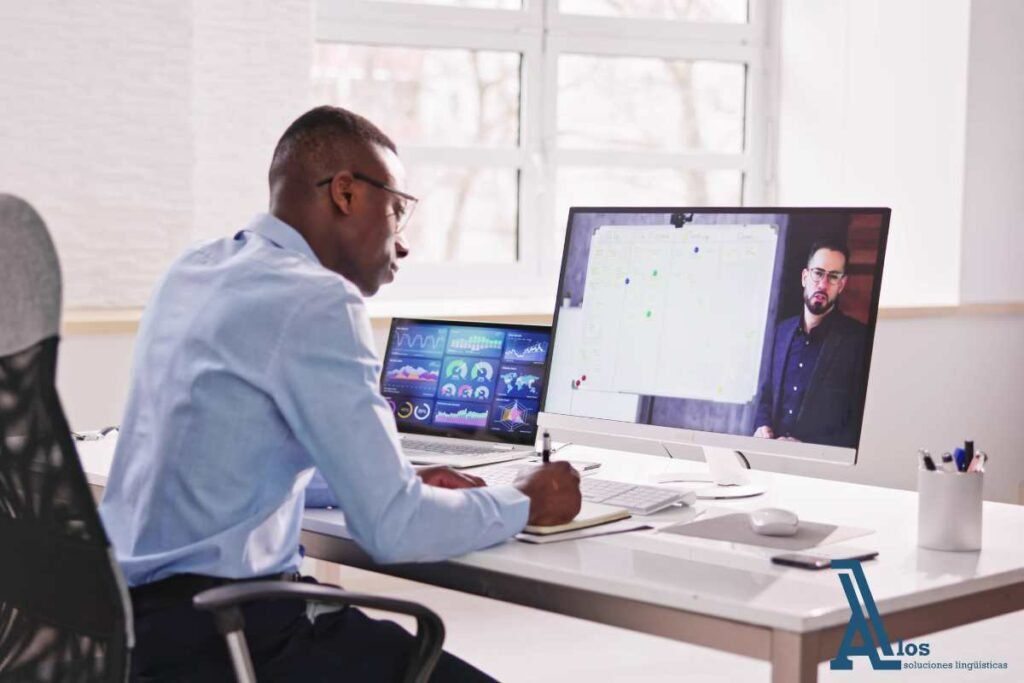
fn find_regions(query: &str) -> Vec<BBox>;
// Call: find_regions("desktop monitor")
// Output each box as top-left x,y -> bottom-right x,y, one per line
540,207 -> 889,477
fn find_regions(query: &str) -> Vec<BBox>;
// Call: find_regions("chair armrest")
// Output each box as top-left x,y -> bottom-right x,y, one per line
193,581 -> 445,683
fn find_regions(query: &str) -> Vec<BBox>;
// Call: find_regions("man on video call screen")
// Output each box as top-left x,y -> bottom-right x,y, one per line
752,240 -> 867,447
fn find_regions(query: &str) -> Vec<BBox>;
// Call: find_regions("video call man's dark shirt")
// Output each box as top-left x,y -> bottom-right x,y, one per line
755,309 -> 867,448
776,312 -> 835,437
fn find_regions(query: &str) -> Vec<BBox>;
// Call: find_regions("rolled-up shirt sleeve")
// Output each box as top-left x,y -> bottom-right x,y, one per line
269,281 -> 529,564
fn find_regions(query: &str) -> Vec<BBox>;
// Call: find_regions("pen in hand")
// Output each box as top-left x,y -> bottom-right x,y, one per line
541,430 -> 551,464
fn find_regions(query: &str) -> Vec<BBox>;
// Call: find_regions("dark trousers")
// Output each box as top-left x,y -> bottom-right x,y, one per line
130,576 -> 497,682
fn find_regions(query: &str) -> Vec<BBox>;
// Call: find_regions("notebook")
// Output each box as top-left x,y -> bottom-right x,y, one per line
381,318 -> 552,468
521,502 -> 631,536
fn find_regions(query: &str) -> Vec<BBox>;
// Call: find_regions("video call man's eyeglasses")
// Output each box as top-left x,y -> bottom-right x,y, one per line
316,171 -> 419,234
807,267 -> 847,285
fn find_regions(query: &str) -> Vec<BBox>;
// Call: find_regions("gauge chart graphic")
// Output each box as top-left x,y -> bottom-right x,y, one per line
441,356 -> 497,402
471,360 -> 495,382
392,324 -> 448,359
433,401 -> 489,428
502,331 -> 550,364
392,398 -> 433,424
444,359 -> 469,381
446,327 -> 505,357
497,365 -> 544,398
382,358 -> 441,397
490,398 -> 538,434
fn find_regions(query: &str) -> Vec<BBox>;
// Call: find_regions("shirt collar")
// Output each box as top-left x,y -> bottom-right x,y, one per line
801,307 -> 839,338
240,213 -> 320,264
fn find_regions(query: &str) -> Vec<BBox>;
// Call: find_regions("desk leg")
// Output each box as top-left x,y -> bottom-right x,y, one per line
771,630 -> 818,683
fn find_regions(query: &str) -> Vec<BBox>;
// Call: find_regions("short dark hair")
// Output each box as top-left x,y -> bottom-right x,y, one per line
269,106 -> 396,185
806,239 -> 850,270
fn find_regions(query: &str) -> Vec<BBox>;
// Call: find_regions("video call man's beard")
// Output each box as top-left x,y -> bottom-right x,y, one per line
805,291 -> 836,316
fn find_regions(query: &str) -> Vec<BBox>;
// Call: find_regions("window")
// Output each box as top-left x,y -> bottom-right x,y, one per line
314,0 -> 774,306
312,44 -> 522,264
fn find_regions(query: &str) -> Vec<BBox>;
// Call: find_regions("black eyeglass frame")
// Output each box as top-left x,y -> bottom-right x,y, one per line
806,267 -> 847,285
316,171 -> 418,232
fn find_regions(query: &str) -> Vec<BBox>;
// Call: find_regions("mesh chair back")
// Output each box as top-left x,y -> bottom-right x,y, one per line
0,195 -> 132,681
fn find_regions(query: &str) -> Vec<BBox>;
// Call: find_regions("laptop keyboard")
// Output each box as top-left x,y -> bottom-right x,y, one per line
401,438 -> 508,456
470,463 -> 693,516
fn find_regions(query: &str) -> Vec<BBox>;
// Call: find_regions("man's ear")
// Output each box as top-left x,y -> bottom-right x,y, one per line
328,172 -> 355,215
800,268 -> 809,288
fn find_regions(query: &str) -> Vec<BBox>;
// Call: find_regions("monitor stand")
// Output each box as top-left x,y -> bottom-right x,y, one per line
654,445 -> 765,499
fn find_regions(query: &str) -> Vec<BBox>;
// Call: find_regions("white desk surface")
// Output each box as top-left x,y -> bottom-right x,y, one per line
80,438 -> 1024,634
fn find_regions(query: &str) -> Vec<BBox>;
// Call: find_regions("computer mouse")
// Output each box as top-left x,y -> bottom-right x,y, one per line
748,508 -> 800,536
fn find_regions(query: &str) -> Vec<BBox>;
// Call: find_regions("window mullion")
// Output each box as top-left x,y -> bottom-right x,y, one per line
313,0 -> 776,306
400,147 -> 527,167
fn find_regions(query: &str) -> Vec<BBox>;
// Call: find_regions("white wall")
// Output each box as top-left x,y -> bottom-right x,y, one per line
0,1 -> 194,307
768,0 -> 1024,500
959,0 -> 1024,304
0,0 -> 313,308
776,0 -> 971,306
191,0 -> 313,241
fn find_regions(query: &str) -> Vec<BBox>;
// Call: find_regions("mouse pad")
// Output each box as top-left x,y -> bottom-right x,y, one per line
658,513 -> 873,551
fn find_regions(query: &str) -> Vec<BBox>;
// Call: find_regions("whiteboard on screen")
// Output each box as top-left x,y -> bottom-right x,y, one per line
575,223 -> 778,404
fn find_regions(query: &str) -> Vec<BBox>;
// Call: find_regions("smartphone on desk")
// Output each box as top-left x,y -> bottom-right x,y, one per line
771,548 -> 878,570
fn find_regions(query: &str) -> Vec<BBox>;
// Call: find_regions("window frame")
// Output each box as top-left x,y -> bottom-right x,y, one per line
314,0 -> 779,310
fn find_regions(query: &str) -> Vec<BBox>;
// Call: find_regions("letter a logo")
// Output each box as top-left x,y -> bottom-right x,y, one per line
829,560 -> 902,670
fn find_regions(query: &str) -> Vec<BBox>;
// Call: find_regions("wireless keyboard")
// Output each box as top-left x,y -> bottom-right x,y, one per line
401,438 -> 511,456
471,463 -> 695,516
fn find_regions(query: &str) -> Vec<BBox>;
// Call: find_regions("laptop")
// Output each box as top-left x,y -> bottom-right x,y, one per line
380,318 -> 552,468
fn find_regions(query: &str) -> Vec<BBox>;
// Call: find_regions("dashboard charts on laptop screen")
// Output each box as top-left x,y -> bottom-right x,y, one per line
381,320 -> 551,444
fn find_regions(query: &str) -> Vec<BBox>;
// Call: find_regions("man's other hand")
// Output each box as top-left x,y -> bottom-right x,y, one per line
513,462 -> 582,527
753,425 -> 775,439
416,466 -> 485,489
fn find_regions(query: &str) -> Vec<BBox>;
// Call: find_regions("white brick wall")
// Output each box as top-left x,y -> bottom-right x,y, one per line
0,0 -> 313,308
192,0 -> 313,243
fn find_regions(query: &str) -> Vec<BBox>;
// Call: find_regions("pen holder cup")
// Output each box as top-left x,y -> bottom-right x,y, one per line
917,469 -> 983,552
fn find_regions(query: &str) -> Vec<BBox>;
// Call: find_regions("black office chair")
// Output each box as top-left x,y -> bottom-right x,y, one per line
0,193 -> 131,682
0,194 -> 445,683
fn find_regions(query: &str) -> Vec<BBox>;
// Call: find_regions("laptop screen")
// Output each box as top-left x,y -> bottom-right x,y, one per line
380,319 -> 552,446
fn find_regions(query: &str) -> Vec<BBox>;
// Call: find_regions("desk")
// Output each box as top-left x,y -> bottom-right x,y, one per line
79,440 -> 1024,683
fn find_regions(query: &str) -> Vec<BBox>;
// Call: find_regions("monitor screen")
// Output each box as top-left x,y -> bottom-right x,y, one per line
381,319 -> 552,445
542,208 -> 889,465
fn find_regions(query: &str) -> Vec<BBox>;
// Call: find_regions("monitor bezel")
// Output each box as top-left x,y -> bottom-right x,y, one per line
538,206 -> 891,468
383,317 -> 552,445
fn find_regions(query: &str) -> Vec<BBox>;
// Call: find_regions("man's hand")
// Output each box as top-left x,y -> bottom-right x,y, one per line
753,425 -> 775,439
777,436 -> 802,442
416,466 -> 485,489
513,462 -> 582,527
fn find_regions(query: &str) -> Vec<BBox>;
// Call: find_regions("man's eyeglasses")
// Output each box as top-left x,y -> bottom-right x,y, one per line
316,171 -> 418,234
807,267 -> 846,285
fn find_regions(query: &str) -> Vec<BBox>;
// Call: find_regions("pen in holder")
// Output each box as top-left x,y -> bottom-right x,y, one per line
917,468 -> 983,551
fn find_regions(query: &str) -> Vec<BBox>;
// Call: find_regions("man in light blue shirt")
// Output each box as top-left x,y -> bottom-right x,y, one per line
99,106 -> 580,681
